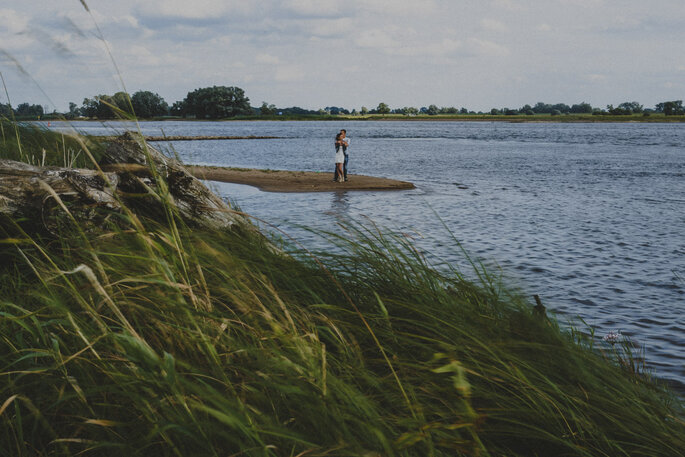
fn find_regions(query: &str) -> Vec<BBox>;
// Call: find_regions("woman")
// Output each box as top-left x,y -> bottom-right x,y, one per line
334,132 -> 345,182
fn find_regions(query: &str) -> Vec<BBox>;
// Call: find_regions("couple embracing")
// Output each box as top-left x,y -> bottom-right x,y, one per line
334,129 -> 350,182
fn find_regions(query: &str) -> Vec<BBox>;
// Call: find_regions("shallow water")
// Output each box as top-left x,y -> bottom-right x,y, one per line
50,120 -> 685,391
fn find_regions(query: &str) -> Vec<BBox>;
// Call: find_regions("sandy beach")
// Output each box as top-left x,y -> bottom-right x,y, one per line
186,165 -> 415,193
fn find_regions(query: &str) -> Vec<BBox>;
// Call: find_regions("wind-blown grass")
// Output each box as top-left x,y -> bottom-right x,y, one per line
0,124 -> 683,456
0,119 -> 104,167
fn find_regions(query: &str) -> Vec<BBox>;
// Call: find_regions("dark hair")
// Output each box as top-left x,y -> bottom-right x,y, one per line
341,129 -> 346,134
335,133 -> 342,140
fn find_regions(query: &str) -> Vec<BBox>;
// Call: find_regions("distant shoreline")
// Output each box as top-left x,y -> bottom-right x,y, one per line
48,114 -> 685,124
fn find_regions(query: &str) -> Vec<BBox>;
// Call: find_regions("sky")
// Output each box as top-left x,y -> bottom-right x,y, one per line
1,0 -> 684,112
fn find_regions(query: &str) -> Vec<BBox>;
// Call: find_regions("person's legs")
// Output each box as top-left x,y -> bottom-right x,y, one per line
337,163 -> 344,181
333,164 -> 339,181
343,153 -> 349,180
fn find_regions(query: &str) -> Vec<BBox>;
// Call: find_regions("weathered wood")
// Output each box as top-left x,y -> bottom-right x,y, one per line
0,159 -> 121,231
533,294 -> 547,319
0,132 -> 243,233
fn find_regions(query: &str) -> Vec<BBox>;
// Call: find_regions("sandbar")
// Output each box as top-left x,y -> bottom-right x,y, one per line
186,165 -> 415,193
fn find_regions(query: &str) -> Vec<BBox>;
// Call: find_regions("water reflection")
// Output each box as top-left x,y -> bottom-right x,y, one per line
331,191 -> 350,216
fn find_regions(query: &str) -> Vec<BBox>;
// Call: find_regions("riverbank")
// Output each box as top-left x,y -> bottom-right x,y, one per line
48,112 -> 685,123
2,122 -> 684,456
187,165 -> 416,192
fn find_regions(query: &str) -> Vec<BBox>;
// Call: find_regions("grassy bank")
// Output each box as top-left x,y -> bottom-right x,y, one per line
1,122 -> 684,456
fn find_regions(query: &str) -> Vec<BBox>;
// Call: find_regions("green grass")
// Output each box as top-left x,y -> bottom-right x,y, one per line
0,123 -> 683,456
0,119 -> 105,168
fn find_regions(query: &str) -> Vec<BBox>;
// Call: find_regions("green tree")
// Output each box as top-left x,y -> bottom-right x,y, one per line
81,98 -> 98,118
360,106 -> 368,115
182,86 -> 252,119
427,104 -> 439,115
111,91 -> 133,117
131,91 -> 169,118
81,92 -> 131,119
606,104 -> 633,115
0,103 -> 12,117
570,102 -> 593,113
65,102 -> 80,119
376,102 -> 390,115
532,102 -> 552,113
617,101 -> 643,114
656,100 -> 683,116
551,103 -> 571,113
170,100 -> 186,117
15,103 -> 44,119
259,102 -> 276,116
400,106 -> 418,115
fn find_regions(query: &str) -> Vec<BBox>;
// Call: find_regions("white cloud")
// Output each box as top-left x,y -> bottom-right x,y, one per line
284,0 -> 343,17
0,9 -> 35,51
355,0 -> 437,16
481,19 -> 508,33
388,38 -> 462,57
1,9 -> 30,34
3,0 -> 685,111
275,64 -> 305,82
256,53 -> 280,64
309,17 -> 355,37
125,45 -> 162,66
354,29 -> 400,49
558,0 -> 604,6
491,0 -> 522,11
466,38 -> 510,57
137,0 -> 252,20
583,73 -> 607,82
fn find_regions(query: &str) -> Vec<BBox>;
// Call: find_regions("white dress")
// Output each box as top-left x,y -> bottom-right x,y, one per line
335,146 -> 344,164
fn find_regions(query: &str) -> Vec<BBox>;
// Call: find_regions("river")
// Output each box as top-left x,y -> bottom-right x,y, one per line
49,120 -> 685,391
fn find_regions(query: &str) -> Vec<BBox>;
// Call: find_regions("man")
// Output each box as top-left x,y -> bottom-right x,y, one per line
340,129 -> 350,181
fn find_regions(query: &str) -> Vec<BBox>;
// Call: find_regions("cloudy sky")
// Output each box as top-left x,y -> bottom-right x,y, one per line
1,0 -> 684,112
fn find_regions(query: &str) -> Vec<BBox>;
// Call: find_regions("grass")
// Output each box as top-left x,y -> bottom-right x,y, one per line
0,121 -> 683,456
0,119 -> 105,168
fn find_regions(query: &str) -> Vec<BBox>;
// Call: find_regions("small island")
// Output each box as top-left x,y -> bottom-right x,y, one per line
186,165 -> 416,192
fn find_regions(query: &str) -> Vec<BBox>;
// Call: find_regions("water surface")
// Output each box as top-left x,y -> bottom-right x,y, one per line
51,120 -> 685,391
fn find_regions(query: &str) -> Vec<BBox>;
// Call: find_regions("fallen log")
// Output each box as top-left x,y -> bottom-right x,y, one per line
0,132 -> 243,234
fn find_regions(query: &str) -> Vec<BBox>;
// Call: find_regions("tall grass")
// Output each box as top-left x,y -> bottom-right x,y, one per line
0,124 -> 683,456
0,119 -> 104,168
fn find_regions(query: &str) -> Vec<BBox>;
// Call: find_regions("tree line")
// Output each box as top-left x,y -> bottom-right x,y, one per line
2,84 -> 684,120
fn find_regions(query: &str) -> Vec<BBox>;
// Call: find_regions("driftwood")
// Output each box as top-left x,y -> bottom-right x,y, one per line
0,132 -> 242,233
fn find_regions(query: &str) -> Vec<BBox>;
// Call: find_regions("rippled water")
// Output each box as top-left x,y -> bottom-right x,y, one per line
51,120 -> 685,391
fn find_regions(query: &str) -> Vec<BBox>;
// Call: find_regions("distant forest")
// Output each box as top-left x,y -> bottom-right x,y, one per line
2,85 -> 684,120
